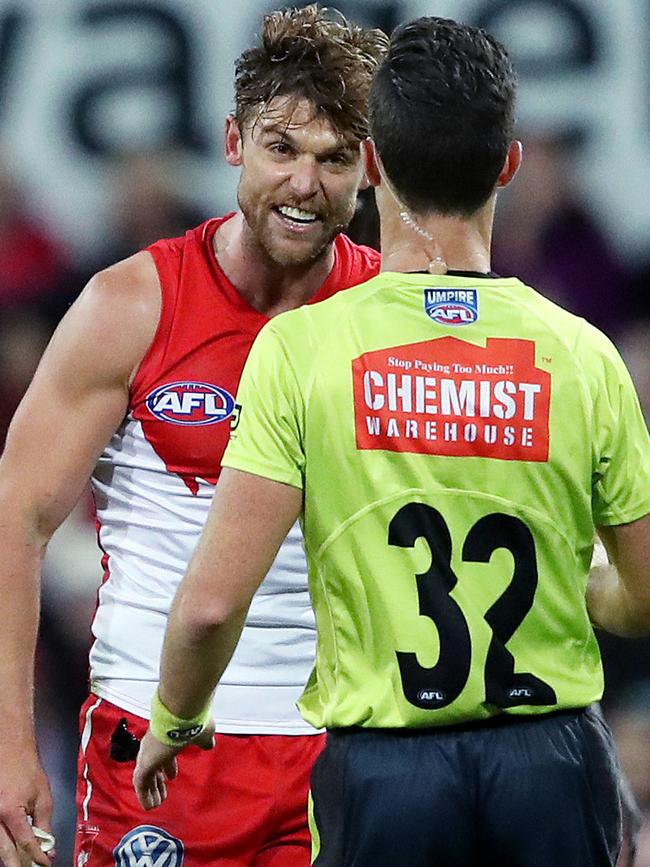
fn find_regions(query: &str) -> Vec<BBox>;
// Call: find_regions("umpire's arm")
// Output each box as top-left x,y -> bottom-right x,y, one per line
133,467 -> 302,809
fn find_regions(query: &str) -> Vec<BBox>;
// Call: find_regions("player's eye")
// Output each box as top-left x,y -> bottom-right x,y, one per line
269,141 -> 294,157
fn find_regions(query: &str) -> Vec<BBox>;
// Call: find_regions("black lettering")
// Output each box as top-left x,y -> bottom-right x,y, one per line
463,513 -> 557,707
389,503 -> 471,709
70,2 -> 208,156
474,0 -> 598,75
389,504 -> 557,711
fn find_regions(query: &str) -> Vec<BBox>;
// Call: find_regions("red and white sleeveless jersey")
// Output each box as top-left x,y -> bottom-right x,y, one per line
89,215 -> 380,733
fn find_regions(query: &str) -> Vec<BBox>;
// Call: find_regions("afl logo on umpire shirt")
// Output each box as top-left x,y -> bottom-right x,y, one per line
424,288 -> 479,326
146,381 -> 235,426
113,825 -> 184,867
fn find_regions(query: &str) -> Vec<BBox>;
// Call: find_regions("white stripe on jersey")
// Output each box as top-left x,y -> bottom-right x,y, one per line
89,414 -> 317,734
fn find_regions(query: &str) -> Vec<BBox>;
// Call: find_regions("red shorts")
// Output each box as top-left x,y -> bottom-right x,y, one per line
74,695 -> 325,867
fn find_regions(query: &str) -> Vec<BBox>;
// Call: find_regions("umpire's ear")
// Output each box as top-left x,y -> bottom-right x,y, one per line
361,138 -> 381,188
496,139 -> 523,189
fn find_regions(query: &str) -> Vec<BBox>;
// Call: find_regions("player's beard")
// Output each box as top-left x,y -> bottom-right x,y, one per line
237,187 -> 355,269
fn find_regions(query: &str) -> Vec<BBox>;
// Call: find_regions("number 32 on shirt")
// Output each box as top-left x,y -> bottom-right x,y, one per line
389,502 -> 557,710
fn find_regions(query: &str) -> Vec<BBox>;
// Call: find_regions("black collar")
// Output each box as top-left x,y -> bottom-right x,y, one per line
406,269 -> 500,279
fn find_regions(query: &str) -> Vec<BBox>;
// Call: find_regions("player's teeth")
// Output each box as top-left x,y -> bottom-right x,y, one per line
278,206 -> 318,222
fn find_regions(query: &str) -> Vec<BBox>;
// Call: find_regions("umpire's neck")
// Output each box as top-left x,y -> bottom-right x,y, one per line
363,138 -> 522,275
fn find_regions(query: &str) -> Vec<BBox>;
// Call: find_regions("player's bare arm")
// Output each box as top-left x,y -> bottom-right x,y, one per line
133,468 -> 302,809
587,513 -> 650,637
0,252 -> 160,867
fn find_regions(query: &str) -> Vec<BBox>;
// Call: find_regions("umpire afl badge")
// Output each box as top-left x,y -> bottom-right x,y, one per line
424,288 -> 479,326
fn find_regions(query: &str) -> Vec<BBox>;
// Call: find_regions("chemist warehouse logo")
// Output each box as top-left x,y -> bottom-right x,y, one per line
146,381 -> 235,426
352,337 -> 551,462
424,288 -> 479,326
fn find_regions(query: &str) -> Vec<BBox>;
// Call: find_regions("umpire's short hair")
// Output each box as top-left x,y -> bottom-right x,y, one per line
370,17 -> 518,216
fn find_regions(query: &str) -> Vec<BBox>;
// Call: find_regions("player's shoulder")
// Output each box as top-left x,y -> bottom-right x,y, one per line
87,250 -> 161,319
84,217 -> 223,329
68,251 -> 161,377
141,219 -> 221,286
334,233 -> 381,281
146,217 -> 222,257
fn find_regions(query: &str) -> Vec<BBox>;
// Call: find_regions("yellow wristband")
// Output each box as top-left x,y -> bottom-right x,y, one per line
150,689 -> 212,747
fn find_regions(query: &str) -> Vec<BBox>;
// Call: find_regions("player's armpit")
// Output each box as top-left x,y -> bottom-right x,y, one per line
588,514 -> 650,637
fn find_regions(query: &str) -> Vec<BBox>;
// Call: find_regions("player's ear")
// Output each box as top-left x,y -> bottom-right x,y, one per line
361,138 -> 381,188
224,115 -> 244,167
497,139 -> 523,189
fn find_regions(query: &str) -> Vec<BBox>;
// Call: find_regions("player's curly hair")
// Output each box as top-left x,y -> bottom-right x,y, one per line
234,5 -> 389,142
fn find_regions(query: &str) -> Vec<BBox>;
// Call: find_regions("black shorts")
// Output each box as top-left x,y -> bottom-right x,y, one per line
310,706 -> 622,867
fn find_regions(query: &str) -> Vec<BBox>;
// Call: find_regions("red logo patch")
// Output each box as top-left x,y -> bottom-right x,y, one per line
352,337 -> 550,462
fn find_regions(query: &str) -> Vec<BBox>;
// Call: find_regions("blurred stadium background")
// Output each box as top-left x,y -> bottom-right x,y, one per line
0,0 -> 648,863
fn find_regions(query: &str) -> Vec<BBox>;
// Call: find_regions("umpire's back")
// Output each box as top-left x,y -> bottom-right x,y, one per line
283,268 -> 649,729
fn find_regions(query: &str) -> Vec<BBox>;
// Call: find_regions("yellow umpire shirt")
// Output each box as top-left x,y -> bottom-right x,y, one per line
222,272 -> 650,730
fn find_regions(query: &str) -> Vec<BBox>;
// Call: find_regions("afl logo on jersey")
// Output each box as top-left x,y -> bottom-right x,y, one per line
417,688 -> 446,705
146,381 -> 235,426
424,288 -> 479,326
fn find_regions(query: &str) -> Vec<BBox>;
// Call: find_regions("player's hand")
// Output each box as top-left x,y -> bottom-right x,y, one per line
586,537 -> 618,630
0,750 -> 54,867
133,724 -> 215,810
590,536 -> 610,570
